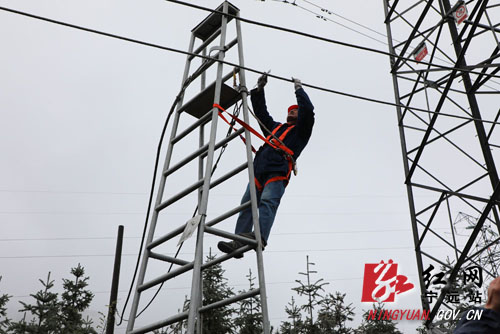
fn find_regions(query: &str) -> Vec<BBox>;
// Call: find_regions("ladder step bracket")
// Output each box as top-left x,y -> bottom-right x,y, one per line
149,252 -> 190,266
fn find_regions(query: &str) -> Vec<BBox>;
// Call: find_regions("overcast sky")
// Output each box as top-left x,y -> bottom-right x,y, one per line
1,0 -> 498,333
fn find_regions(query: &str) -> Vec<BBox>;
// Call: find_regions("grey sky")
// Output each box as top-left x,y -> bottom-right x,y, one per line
3,0 -> 496,333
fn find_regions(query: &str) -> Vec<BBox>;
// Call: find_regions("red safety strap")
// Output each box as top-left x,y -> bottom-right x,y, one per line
254,157 -> 294,192
214,104 -> 296,191
217,110 -> 257,153
266,123 -> 295,147
214,104 -> 294,156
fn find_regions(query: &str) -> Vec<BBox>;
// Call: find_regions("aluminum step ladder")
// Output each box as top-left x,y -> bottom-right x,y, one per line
126,2 -> 271,333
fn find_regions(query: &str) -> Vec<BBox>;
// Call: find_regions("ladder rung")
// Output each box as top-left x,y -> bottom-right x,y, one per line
156,179 -> 204,211
204,226 -> 258,246
150,252 -> 190,266
165,128 -> 244,178
139,262 -> 194,292
141,243 -> 253,292
205,244 -> 253,266
190,27 -> 222,60
171,110 -> 213,145
157,163 -> 246,212
199,289 -> 260,314
148,198 -> 251,250
207,200 -> 251,227
209,162 -> 247,189
190,38 -> 238,74
147,224 -> 186,250
129,311 -> 189,334
200,128 -> 245,160
165,143 -> 209,178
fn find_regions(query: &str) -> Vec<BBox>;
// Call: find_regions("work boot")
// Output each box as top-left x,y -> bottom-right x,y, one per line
217,232 -> 267,259
239,232 -> 267,250
217,240 -> 244,259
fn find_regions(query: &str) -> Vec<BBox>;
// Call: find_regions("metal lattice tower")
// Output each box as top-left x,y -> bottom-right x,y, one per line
383,0 -> 500,328
126,2 -> 271,333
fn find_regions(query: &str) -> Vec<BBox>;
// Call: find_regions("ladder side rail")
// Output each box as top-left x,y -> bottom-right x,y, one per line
126,34 -> 197,333
186,3 -> 230,332
235,10 -> 271,334
197,59 -> 206,334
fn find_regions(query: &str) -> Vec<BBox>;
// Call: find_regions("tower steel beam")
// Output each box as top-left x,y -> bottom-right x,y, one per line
383,0 -> 500,329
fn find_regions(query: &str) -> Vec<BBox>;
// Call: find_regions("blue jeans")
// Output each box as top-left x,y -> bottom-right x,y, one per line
235,180 -> 286,242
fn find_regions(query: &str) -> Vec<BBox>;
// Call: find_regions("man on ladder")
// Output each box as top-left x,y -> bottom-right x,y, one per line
218,74 -> 315,257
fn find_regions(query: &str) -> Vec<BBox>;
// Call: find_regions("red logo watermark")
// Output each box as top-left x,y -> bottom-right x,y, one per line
361,260 -> 414,302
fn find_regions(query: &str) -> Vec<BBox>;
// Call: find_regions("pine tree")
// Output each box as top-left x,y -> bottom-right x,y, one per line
201,253 -> 234,334
0,277 -> 11,334
7,265 -> 98,334
10,272 -> 61,334
279,297 -> 305,334
234,269 -> 263,334
355,302 -> 402,334
292,256 -> 328,333
59,264 -> 96,334
316,292 -> 354,333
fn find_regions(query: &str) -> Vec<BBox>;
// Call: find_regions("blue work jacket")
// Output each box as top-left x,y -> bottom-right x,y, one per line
250,87 -> 315,179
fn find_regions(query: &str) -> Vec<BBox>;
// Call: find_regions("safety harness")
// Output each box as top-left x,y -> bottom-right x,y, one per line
213,103 -> 296,191
254,123 -> 295,191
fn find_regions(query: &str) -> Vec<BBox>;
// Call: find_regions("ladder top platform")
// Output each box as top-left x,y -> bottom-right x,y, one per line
179,82 -> 241,119
192,2 -> 239,41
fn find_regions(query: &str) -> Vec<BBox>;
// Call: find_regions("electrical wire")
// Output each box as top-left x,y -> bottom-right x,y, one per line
1,5 -> 500,125
289,0 -> 500,91
115,79 -> 190,326
164,0 -> 500,78
133,101 -> 244,319
0,244 -> 465,259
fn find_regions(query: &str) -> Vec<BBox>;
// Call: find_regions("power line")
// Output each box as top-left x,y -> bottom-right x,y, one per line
1,5 -> 500,125
0,189 -> 147,195
9,276 -> 373,299
290,1 -> 389,45
272,0 -> 500,91
0,245 -> 465,259
164,0 -> 500,79
0,227 -> 464,242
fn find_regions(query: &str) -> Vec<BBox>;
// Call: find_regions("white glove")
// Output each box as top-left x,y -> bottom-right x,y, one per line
257,73 -> 268,91
292,77 -> 302,91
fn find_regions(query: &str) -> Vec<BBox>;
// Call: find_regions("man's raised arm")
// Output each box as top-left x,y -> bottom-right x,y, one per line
250,73 -> 280,134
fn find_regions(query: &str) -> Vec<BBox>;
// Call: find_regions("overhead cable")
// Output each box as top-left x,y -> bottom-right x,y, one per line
1,5 -> 499,125
164,0 -> 500,78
